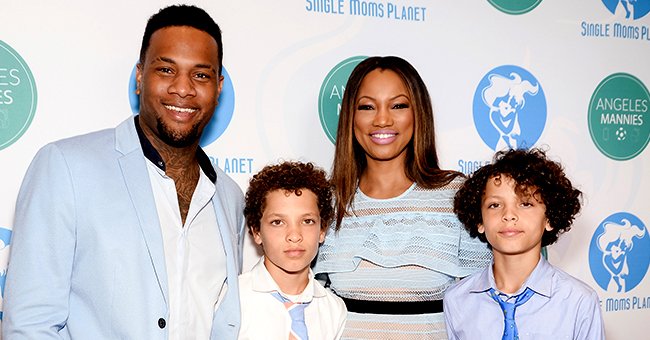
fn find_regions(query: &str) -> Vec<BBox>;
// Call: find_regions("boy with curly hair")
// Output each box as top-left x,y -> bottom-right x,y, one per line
443,148 -> 604,340
239,161 -> 346,340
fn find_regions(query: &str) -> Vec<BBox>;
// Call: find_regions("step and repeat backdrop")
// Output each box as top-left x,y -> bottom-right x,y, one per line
1,1 -> 649,338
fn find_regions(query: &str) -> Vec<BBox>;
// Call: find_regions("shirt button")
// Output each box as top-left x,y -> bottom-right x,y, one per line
158,318 -> 166,329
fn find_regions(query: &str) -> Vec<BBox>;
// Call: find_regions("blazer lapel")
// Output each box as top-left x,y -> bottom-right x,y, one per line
211,186 -> 241,336
115,118 -> 169,305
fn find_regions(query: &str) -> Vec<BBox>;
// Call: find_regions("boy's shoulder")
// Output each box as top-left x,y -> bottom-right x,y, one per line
311,277 -> 347,335
238,258 -> 270,292
545,261 -> 600,298
237,266 -> 258,296
238,268 -> 253,281
444,266 -> 490,300
313,276 -> 347,311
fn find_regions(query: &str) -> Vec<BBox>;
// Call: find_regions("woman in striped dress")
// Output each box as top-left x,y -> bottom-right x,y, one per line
314,56 -> 491,339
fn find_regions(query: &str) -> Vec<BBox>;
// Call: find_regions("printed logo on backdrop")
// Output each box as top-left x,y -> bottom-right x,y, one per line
472,65 -> 546,151
128,64 -> 236,147
318,56 -> 366,144
581,1 -> 650,41
588,73 -> 649,160
0,227 -> 12,320
588,213 -> 650,312
487,0 -> 543,15
601,0 -> 650,20
0,41 -> 37,151
305,0 -> 428,22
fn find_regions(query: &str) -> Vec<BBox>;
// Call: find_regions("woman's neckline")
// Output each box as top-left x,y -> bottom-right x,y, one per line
356,181 -> 417,201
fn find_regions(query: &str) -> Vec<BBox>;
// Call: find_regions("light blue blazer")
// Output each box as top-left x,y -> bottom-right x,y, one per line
3,117 -> 245,339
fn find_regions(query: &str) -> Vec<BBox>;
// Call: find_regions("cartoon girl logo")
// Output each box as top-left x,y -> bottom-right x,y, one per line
589,213 -> 650,292
481,73 -> 539,150
597,219 -> 646,292
472,65 -> 547,151
601,0 -> 650,20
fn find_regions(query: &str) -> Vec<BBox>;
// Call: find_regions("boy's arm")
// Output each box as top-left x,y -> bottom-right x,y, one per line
334,311 -> 346,340
443,296 -> 460,340
575,290 -> 606,340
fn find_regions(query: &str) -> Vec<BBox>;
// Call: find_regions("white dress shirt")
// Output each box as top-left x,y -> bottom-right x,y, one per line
238,257 -> 347,340
147,160 -> 226,340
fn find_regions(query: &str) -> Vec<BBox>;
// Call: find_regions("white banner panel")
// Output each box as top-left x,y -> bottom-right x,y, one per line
1,1 -> 648,338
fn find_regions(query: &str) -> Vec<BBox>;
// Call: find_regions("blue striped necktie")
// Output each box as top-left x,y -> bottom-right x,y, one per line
488,287 -> 535,340
271,291 -> 310,340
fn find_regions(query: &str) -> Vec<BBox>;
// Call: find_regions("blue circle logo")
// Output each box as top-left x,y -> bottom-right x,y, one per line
0,227 -> 12,320
128,64 -> 235,147
601,0 -> 650,20
472,65 -> 546,150
589,212 -> 650,293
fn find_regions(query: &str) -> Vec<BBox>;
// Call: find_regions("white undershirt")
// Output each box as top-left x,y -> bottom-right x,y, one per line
146,160 -> 226,340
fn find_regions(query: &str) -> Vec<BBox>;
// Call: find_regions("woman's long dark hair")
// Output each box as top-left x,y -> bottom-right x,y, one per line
331,56 -> 461,230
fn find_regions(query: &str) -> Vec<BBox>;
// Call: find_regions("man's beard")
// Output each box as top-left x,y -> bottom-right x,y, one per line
156,118 -> 201,148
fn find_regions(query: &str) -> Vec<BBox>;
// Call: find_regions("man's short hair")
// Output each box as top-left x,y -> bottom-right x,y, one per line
139,4 -> 223,75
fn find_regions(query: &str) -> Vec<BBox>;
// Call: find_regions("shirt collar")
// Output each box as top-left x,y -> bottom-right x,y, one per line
522,256 -> 553,298
469,256 -> 552,298
468,263 -> 494,294
250,257 -> 325,303
134,115 -> 216,183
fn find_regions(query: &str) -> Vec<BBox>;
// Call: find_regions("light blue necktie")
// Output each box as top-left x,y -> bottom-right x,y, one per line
488,287 -> 535,340
271,291 -> 310,340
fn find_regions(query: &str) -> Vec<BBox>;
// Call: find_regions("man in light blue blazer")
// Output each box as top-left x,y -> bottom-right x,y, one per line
3,5 -> 244,339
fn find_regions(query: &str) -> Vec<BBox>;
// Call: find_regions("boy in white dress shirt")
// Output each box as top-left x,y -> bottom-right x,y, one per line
239,161 -> 346,340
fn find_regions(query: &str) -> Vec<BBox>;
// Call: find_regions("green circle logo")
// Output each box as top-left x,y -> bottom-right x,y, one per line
487,0 -> 542,15
588,73 -> 650,161
0,41 -> 37,151
318,56 -> 366,144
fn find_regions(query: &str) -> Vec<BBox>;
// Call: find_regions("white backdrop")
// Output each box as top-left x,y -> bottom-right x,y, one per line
1,1 -> 649,338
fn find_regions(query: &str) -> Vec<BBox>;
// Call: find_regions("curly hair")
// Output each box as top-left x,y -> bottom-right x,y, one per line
244,161 -> 334,235
453,148 -> 582,247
